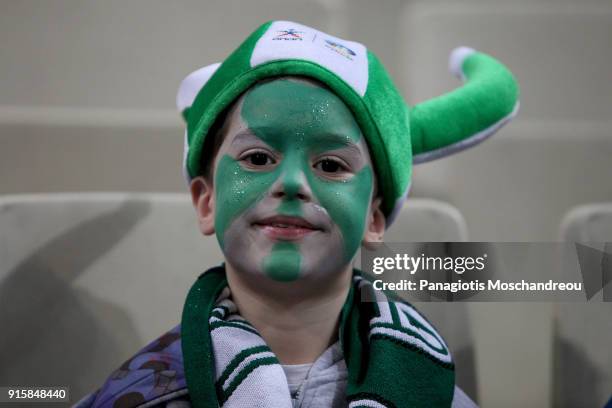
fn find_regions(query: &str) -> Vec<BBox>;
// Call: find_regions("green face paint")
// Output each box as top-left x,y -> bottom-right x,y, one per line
213,78 -> 374,282
214,154 -> 279,249
262,242 -> 301,282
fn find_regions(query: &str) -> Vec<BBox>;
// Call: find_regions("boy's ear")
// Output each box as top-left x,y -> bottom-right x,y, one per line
362,196 -> 386,248
189,176 -> 216,236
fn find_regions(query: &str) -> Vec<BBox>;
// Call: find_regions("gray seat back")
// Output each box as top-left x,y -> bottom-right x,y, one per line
385,199 -> 477,401
555,204 -> 612,408
0,193 -> 223,399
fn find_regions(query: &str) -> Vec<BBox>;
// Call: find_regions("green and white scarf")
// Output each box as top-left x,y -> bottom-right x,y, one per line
181,266 -> 455,407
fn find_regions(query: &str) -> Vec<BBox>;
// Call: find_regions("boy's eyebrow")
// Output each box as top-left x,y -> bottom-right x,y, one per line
310,132 -> 363,155
230,128 -> 364,155
229,130 -> 265,147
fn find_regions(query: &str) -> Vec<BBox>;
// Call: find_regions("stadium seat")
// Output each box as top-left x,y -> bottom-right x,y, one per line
0,193 -> 222,400
554,204 -> 612,408
384,199 -> 477,401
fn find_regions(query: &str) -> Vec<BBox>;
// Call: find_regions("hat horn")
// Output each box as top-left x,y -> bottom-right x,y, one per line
410,47 -> 520,163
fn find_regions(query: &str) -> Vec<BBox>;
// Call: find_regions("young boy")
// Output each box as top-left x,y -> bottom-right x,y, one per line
76,20 -> 518,408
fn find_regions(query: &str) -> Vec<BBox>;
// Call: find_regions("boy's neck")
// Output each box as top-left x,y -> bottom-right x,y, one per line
224,263 -> 353,365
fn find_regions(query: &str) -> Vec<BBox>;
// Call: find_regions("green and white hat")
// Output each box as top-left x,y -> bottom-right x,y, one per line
177,20 -> 519,224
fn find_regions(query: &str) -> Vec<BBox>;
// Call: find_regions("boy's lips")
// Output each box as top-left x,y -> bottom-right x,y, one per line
252,215 -> 322,241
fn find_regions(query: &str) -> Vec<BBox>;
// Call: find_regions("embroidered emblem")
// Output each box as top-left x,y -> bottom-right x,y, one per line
324,39 -> 356,60
273,29 -> 304,41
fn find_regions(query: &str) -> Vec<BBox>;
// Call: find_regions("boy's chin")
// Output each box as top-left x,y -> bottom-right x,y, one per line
227,248 -> 350,284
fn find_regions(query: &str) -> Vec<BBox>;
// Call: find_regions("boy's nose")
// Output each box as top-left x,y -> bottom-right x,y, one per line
270,164 -> 313,202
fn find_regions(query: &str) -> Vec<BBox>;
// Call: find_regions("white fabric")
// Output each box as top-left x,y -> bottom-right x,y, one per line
176,63 -> 222,113
348,400 -> 388,408
250,21 -> 369,97
281,363 -> 313,394
210,291 -> 293,408
449,47 -> 476,81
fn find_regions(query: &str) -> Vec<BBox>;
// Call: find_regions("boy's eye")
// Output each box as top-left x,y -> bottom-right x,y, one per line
314,158 -> 348,173
242,151 -> 275,166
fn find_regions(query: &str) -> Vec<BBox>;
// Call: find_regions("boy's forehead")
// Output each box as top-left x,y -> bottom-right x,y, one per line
218,76 -> 371,154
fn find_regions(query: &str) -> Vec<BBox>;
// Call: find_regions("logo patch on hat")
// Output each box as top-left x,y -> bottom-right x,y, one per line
324,39 -> 356,60
250,21 -> 369,97
273,29 -> 304,41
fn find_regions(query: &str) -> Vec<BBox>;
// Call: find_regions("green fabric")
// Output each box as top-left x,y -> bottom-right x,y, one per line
182,266 -> 455,407
410,52 -> 519,155
363,51 -> 412,215
181,265 -> 228,408
219,356 -> 279,404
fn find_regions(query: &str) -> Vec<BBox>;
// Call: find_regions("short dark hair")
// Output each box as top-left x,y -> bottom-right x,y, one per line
198,103 -> 234,182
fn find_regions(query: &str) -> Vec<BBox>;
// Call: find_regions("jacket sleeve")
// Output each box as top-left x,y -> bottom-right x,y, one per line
76,324 -> 188,408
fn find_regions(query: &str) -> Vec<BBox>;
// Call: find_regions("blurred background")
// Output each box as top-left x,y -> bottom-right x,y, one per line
1,1 -> 611,407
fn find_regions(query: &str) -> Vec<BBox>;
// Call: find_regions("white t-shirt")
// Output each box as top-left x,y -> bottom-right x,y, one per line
281,363 -> 313,396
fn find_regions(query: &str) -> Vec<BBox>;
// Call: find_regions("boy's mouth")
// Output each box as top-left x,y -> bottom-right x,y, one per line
253,215 -> 322,241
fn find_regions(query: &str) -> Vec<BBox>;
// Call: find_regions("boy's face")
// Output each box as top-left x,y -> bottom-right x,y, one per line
192,77 -> 384,283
